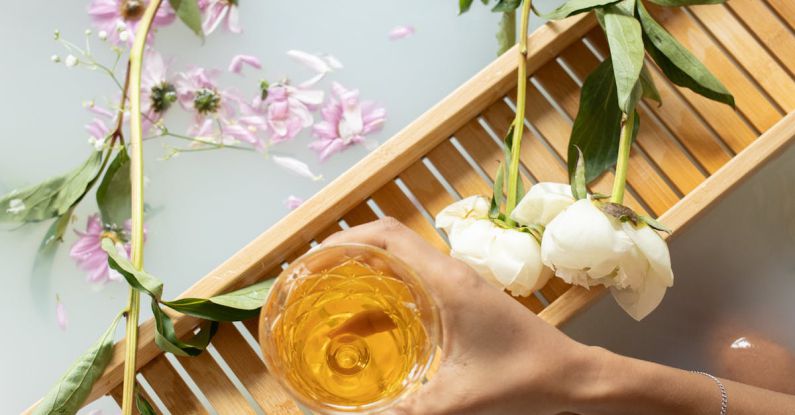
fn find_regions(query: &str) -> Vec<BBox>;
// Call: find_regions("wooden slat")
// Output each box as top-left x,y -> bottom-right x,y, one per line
646,4 -> 778,142
426,140 -> 493,198
542,112 -> 795,327
140,355 -> 208,414
212,323 -> 302,415
582,32 -> 732,174
58,17 -> 601,408
689,3 -> 795,111
533,56 -> 679,215
110,383 -> 161,415
400,161 -> 456,217
726,1 -> 795,76
557,39 -> 705,195
515,293 -> 546,313
371,181 -> 449,252
177,352 -> 257,414
766,0 -> 795,31
481,100 -> 571,183
343,202 -> 380,226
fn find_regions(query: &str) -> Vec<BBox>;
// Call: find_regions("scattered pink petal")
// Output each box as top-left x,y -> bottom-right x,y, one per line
56,297 -> 68,331
201,0 -> 241,34
272,156 -> 322,181
284,195 -> 304,210
389,25 -> 415,41
310,82 -> 386,161
260,84 -> 323,142
70,214 -> 147,285
287,50 -> 333,74
228,54 -> 262,75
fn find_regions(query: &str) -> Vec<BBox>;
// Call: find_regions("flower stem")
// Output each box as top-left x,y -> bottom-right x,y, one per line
121,1 -> 163,414
504,0 -> 533,225
610,111 -> 635,205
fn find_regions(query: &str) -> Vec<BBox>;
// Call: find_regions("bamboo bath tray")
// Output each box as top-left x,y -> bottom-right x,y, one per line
31,1 -> 795,413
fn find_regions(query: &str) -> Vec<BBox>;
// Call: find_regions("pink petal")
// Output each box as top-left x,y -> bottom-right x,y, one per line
86,104 -> 115,119
272,156 -> 322,180
56,298 -> 68,331
228,54 -> 261,75
389,25 -> 416,41
226,4 -> 242,33
284,195 -> 304,210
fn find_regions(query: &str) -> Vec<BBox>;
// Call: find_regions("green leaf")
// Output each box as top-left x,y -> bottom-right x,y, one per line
459,0 -> 475,14
168,0 -> 204,38
639,63 -> 662,104
492,0 -> 521,12
571,147 -> 588,200
33,314 -> 121,415
96,148 -> 131,228
637,1 -> 734,107
135,390 -> 157,415
496,10 -> 517,55
0,151 -> 102,224
647,0 -> 724,6
540,0 -> 621,20
162,280 -> 274,322
639,214 -> 672,233
489,161 -> 506,219
604,1 -> 645,114
103,239 -> 164,299
568,60 -> 622,183
152,300 -> 217,356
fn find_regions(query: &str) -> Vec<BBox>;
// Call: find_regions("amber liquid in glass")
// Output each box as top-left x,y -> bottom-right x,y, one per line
270,258 -> 430,408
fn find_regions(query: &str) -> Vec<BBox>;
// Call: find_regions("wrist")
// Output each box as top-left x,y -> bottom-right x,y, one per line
563,346 -> 633,415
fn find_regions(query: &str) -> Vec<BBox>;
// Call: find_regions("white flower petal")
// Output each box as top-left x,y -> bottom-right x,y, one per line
287,50 -> 331,74
510,182 -> 575,226
447,219 -> 500,287
610,274 -> 669,321
486,228 -> 551,295
272,156 -> 322,181
623,223 -> 674,287
434,196 -> 490,235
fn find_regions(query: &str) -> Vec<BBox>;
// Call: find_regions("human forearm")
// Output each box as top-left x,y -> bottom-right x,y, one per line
569,347 -> 795,415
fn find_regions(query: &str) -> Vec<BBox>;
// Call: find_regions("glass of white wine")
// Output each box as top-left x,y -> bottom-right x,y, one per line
259,243 -> 442,414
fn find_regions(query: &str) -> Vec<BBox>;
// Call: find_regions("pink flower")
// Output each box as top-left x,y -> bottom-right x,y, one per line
262,84 -> 323,143
284,195 -> 304,210
228,54 -> 261,75
56,297 -> 68,331
88,0 -> 175,46
310,82 -> 386,160
85,118 -> 110,150
200,0 -> 241,35
70,214 -> 132,285
139,50 -> 175,133
389,25 -> 416,41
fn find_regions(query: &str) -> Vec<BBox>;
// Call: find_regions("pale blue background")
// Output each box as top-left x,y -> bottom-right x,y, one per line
3,1 -> 795,414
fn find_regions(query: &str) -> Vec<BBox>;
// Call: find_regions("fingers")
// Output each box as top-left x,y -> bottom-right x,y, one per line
322,217 -> 467,297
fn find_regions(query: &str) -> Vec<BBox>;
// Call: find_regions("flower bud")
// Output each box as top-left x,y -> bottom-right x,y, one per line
511,182 -> 575,226
51,54 -> 61,63
64,55 -> 78,68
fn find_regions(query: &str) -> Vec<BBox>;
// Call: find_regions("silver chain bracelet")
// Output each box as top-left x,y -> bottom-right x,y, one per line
692,371 -> 728,415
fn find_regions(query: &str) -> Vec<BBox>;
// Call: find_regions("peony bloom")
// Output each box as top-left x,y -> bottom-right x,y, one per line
388,25 -> 416,41
436,196 -> 552,297
541,199 -> 674,321
510,182 -> 575,226
309,82 -> 385,161
200,0 -> 241,35
87,0 -> 175,46
139,50 -> 176,133
70,214 -> 131,285
262,84 -> 323,143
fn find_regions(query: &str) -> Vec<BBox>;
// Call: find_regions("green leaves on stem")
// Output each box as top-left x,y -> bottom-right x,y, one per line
637,1 -> 734,107
135,391 -> 157,415
168,0 -> 204,37
33,313 -> 122,415
539,0 -> 621,20
101,240 -> 274,354
570,147 -> 588,200
646,0 -> 724,6
96,148 -> 131,228
0,151 -> 102,224
603,0 -> 644,114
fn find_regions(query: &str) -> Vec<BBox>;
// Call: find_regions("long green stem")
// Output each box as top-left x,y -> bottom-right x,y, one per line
610,111 -> 635,204
121,1 -> 163,414
505,0 -> 533,225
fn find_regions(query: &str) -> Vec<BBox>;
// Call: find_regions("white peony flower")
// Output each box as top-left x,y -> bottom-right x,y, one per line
510,182 -> 575,226
541,199 -> 674,320
436,196 -> 552,296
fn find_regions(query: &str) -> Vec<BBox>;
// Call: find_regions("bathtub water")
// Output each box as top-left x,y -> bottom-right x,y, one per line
564,137 -> 795,384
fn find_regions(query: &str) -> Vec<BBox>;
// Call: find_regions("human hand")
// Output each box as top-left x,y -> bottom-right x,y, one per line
323,217 -> 594,415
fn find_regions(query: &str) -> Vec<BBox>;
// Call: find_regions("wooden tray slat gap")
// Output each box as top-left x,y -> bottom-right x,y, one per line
140,355 -> 209,415
766,0 -> 795,31
176,350 -> 258,414
723,1 -> 795,78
